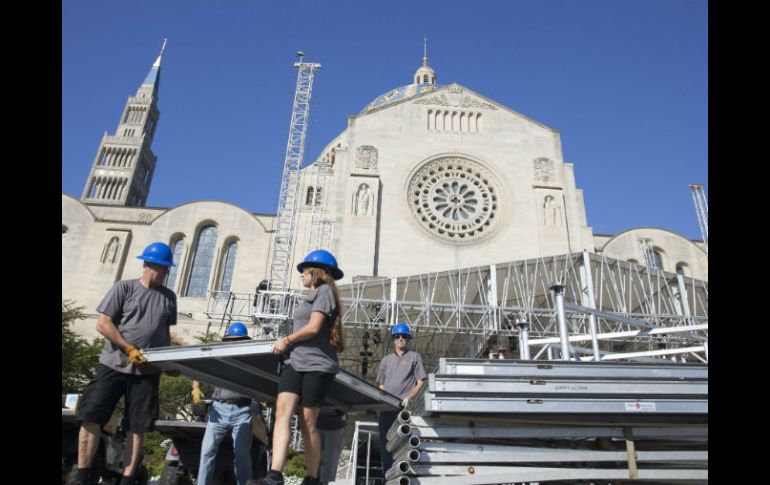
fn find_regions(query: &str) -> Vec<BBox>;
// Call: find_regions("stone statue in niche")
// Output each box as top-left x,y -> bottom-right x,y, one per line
355,146 -> 378,170
101,236 -> 120,264
352,183 -> 374,216
543,195 -> 562,227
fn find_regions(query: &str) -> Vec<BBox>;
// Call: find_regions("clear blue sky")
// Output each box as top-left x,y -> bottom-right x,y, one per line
62,0 -> 708,240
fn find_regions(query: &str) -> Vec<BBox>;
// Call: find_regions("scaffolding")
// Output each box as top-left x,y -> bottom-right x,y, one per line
690,183 -> 708,251
206,251 -> 707,383
267,53 -> 321,293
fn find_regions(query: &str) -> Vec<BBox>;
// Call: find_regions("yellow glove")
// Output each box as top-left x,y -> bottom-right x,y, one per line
123,345 -> 147,366
192,388 -> 204,406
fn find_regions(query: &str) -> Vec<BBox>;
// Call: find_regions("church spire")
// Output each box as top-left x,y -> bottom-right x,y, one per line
414,37 -> 436,85
81,41 -> 165,207
142,38 -> 166,94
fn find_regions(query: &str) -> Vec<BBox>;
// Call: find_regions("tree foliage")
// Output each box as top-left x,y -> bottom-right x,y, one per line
62,300 -> 104,393
284,448 -> 307,477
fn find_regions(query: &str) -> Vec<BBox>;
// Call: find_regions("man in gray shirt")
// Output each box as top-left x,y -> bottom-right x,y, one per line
376,323 -> 427,474
74,242 -> 177,485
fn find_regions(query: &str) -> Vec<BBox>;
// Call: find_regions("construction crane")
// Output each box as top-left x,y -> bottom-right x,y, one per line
689,183 -> 708,252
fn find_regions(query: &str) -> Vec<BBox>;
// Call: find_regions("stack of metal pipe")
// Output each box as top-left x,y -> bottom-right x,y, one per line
384,358 -> 708,484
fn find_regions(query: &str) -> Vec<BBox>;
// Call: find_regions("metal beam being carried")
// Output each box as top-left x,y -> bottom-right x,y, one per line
142,339 -> 400,412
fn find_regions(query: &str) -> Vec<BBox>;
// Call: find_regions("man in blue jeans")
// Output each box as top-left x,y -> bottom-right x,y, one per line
192,322 -> 259,485
376,323 -> 426,475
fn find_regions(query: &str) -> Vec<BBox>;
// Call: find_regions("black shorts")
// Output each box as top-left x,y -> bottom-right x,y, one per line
278,364 -> 336,408
76,364 -> 160,433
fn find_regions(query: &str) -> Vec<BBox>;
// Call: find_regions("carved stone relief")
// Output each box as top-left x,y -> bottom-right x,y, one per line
414,92 -> 497,110
355,146 -> 378,170
534,158 -> 555,183
100,236 -> 121,264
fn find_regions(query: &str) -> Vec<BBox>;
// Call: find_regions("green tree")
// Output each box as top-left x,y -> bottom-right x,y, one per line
195,331 -> 222,343
284,449 -> 307,478
142,430 -> 168,478
62,300 -> 104,393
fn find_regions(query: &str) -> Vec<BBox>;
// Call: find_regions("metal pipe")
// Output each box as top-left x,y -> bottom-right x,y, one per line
550,284 -> 570,360
581,251 -> 601,361
398,410 -> 411,424
385,461 -> 412,482
516,320 -> 530,360
365,428 -> 371,484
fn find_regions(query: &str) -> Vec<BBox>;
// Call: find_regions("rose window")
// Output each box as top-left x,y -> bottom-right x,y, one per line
408,157 -> 502,243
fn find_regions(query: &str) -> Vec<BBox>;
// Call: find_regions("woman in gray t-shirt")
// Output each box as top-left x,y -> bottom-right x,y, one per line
256,250 -> 345,485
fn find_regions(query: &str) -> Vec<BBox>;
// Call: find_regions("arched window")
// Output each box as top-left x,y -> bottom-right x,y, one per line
651,248 -> 664,271
166,237 -> 185,291
185,225 -> 218,297
676,264 -> 687,277
423,74 -> 429,83
218,240 -> 238,294
306,187 -> 315,206
62,226 -> 68,246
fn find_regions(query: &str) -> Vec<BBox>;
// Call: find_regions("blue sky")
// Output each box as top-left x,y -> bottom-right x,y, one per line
62,0 -> 707,240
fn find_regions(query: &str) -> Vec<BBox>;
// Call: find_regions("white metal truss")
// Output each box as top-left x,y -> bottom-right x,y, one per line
689,183 -> 708,251
268,53 -> 321,292
638,237 -> 656,269
206,252 -> 707,383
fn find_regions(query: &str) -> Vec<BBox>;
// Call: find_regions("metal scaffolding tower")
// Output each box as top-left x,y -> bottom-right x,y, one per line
689,183 -> 708,251
268,52 -> 321,292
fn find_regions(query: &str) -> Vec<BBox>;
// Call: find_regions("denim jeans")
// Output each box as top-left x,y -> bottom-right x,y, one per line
377,411 -> 399,475
198,400 -> 254,485
318,426 -> 346,483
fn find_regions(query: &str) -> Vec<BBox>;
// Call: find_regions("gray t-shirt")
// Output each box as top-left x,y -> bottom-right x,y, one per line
96,279 -> 177,375
377,350 -> 427,399
286,284 -> 339,374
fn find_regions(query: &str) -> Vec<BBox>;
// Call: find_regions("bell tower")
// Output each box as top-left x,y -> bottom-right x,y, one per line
81,40 -> 166,206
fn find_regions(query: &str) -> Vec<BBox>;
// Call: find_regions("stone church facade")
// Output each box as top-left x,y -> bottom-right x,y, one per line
62,47 -> 707,340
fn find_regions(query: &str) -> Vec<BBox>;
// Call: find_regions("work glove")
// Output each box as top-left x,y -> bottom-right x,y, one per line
123,345 -> 147,366
401,398 -> 410,409
192,388 -> 204,406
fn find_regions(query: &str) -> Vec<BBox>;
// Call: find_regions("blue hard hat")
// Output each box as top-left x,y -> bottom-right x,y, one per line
392,323 -> 412,338
297,249 -> 344,280
223,322 -> 249,340
136,242 -> 175,266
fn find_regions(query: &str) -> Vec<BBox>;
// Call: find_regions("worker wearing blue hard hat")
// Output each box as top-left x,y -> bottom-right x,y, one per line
250,249 -> 345,485
376,323 -> 427,475
74,242 -> 178,485
193,322 -> 264,485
